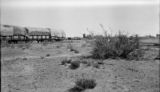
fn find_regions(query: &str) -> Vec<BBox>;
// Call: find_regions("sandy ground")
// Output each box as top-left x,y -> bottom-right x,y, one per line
1,40 -> 159,92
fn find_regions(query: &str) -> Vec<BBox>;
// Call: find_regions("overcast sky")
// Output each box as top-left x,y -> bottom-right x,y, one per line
1,0 -> 159,37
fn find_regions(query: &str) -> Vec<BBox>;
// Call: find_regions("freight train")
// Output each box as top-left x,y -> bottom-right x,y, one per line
0,25 -> 65,43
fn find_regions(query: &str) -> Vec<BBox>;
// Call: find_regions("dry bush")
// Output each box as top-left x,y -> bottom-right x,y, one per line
75,78 -> 96,89
92,33 -> 141,60
46,54 -> 50,57
67,86 -> 84,92
67,78 -> 96,92
69,61 -> 80,70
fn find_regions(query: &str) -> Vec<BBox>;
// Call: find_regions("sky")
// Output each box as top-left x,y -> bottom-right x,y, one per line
1,0 -> 159,37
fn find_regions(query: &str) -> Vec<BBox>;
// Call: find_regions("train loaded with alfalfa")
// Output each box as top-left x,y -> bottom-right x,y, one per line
0,25 -> 66,43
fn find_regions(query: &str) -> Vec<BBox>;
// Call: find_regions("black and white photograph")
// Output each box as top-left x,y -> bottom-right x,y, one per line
1,0 -> 160,92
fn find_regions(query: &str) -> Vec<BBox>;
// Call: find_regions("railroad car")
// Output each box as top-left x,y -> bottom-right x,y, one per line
0,25 -> 65,43
0,25 -> 29,43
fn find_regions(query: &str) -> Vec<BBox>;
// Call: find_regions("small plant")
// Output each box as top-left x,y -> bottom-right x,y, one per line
61,58 -> 72,65
69,61 -> 80,69
40,56 -> 45,59
46,54 -> 50,57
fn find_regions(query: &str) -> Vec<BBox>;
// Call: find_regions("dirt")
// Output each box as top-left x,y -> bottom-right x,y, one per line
1,40 -> 159,92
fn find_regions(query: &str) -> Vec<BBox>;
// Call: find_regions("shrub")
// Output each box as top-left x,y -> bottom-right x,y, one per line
92,33 -> 140,59
75,78 -> 97,89
67,86 -> 84,92
69,61 -> 80,69
67,78 -> 97,92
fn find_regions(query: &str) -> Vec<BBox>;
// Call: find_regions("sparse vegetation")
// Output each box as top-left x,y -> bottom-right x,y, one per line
92,33 -> 141,59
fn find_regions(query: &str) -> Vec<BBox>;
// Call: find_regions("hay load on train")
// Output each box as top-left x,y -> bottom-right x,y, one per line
0,25 -> 65,43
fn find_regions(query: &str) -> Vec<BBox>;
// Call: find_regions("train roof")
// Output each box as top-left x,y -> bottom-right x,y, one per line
0,25 -> 14,36
26,27 -> 51,36
27,27 -> 50,32
29,31 -> 50,36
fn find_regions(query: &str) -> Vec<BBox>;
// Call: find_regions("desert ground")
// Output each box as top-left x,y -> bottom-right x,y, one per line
1,39 -> 159,92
